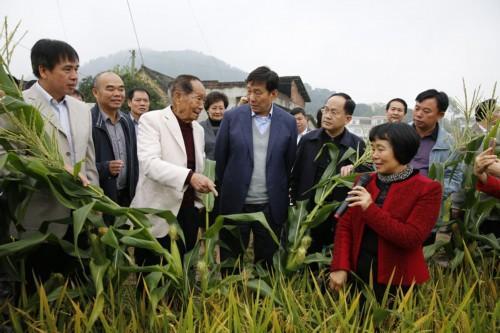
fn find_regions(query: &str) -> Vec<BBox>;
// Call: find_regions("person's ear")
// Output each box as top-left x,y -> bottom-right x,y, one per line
345,114 -> 353,124
38,65 -> 49,79
270,89 -> 278,99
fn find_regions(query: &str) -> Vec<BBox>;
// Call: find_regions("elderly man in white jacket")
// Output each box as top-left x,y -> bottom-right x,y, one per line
131,74 -> 216,266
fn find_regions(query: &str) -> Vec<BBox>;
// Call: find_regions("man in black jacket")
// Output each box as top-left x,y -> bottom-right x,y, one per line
291,93 -> 370,255
91,71 -> 138,207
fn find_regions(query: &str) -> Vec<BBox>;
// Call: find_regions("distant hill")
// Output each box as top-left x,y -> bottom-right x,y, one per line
80,49 -> 337,115
80,49 -> 247,82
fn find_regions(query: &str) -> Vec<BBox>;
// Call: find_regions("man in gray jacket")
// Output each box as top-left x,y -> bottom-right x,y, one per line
1,39 -> 98,285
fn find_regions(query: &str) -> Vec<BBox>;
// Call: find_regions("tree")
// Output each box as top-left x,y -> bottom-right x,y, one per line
78,65 -> 165,112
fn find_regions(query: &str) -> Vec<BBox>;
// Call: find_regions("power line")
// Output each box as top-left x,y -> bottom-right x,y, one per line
125,0 -> 145,67
55,0 -> 68,40
186,0 -> 221,77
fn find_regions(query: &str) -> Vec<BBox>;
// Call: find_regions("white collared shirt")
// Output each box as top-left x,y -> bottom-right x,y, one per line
297,128 -> 310,144
34,82 -> 75,163
251,104 -> 273,134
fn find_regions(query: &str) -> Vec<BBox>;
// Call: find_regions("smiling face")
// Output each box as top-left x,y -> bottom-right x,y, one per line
38,58 -> 79,101
386,101 -> 406,123
371,138 -> 406,175
172,79 -> 206,122
92,72 -> 125,113
207,100 -> 226,121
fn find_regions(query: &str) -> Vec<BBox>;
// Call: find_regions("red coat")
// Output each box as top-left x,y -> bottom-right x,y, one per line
477,175 -> 500,199
330,173 -> 442,286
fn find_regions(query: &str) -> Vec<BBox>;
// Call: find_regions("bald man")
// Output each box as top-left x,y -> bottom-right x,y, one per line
91,71 -> 138,207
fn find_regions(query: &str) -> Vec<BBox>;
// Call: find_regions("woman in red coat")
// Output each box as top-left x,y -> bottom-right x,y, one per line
329,122 -> 442,302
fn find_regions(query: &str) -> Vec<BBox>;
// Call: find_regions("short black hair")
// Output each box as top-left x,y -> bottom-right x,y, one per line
290,107 -> 306,117
326,92 -> 356,115
386,98 -> 408,114
369,122 -> 420,165
127,87 -> 151,100
204,91 -> 229,110
31,39 -> 79,78
316,108 -> 322,128
415,89 -> 449,113
475,98 -> 497,122
72,89 -> 84,100
246,66 -> 279,92
169,74 -> 201,97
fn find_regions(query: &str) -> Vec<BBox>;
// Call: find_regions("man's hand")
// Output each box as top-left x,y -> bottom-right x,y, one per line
108,160 -> 124,176
474,148 -> 498,184
340,164 -> 354,177
64,164 -> 90,187
190,173 -> 218,196
329,270 -> 348,291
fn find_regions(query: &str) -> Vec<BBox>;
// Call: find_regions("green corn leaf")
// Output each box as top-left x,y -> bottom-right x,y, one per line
201,159 -> 216,212
246,279 -> 282,306
0,232 -> 51,257
287,200 -> 309,245
216,212 -> 279,245
72,201 -> 95,247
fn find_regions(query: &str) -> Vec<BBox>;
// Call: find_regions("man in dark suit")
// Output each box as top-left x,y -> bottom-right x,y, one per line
91,72 -> 138,207
291,93 -> 370,256
215,66 -> 297,269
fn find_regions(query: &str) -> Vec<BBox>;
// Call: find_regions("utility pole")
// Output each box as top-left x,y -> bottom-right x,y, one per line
130,49 -> 136,77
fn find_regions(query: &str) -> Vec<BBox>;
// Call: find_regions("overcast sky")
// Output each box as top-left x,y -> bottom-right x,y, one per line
4,0 -> 500,104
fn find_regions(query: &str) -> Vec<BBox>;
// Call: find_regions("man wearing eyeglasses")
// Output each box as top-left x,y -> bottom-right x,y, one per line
291,93 -> 370,257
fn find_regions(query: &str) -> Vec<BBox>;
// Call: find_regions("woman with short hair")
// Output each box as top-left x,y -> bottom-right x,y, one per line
329,122 -> 442,303
199,91 -> 228,160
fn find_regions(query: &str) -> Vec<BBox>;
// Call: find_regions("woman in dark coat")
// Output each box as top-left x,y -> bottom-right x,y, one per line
329,122 -> 442,302
199,91 -> 228,160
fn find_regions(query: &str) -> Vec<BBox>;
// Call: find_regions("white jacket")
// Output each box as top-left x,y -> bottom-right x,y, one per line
131,106 -> 205,238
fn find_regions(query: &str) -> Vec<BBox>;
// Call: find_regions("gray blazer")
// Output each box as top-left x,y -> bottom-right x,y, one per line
3,84 -> 98,238
199,119 -> 218,160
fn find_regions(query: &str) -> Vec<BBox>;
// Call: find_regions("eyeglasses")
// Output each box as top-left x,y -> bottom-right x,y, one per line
320,106 -> 343,116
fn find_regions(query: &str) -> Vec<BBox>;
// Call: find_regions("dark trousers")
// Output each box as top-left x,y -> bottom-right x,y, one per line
117,188 -> 132,207
24,227 -> 88,292
309,214 -> 337,254
219,203 -> 281,271
135,206 -> 201,267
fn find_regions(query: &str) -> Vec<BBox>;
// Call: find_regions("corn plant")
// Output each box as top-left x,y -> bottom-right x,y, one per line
279,142 -> 372,273
426,83 -> 500,266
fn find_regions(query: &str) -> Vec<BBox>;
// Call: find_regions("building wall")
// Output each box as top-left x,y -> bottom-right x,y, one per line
290,80 -> 306,108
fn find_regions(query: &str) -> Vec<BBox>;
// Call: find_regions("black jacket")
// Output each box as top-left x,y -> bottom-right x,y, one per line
91,105 -> 138,203
291,128 -> 370,207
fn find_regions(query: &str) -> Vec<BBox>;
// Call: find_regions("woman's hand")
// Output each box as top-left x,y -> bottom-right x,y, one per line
474,148 -> 498,184
329,270 -> 348,291
346,185 -> 373,211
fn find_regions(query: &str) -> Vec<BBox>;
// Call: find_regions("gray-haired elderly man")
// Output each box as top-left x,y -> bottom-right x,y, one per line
131,74 -> 216,266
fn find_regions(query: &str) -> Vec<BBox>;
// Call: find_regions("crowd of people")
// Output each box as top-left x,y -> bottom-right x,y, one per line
2,38 -> 499,303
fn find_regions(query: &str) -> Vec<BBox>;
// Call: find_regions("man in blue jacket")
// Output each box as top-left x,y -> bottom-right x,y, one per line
215,66 -> 297,270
